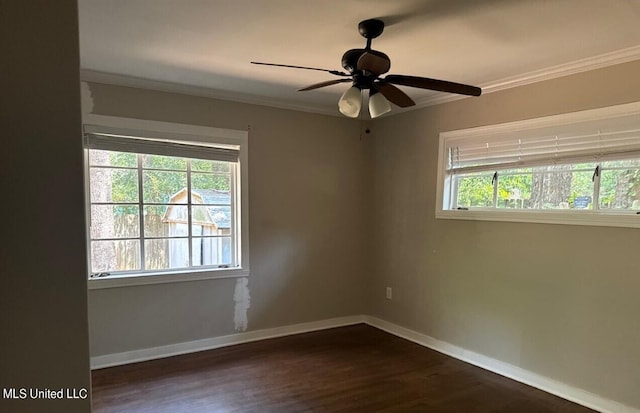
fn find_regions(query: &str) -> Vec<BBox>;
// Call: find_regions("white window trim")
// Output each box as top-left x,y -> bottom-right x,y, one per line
83,114 -> 250,289
436,102 -> 640,229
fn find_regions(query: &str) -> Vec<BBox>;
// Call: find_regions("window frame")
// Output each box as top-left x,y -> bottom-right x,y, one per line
83,114 -> 249,289
436,102 -> 640,229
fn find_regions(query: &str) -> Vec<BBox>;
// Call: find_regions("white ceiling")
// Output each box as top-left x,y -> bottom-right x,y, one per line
78,0 -> 640,117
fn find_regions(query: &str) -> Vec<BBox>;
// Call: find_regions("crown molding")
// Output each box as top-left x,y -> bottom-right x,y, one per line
81,45 -> 640,118
80,69 -> 342,117
410,45 -> 640,110
482,44 -> 640,94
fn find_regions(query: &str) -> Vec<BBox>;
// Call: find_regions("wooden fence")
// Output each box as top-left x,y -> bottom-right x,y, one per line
115,214 -> 169,270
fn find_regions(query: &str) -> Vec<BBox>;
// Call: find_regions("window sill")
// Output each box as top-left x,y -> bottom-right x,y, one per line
88,267 -> 250,290
436,209 -> 640,229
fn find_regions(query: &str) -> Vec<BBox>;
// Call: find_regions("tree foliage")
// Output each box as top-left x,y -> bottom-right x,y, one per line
107,152 -> 231,215
455,163 -> 639,209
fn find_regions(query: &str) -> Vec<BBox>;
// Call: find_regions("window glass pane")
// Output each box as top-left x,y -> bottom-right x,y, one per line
191,159 -> 231,173
192,237 -> 232,267
96,169 -> 139,203
111,169 -> 139,202
192,205 -> 214,228
89,149 -> 137,168
192,205 -> 232,234
497,170 -> 534,209
91,205 -> 139,239
91,240 -> 140,273
191,173 -> 231,193
454,173 -> 494,208
145,238 -> 189,270
144,205 -> 187,237
205,206 -> 232,234
89,168 -> 114,203
90,168 -> 139,203
599,169 -> 640,210
143,170 -> 187,203
539,167 -> 594,209
142,154 -> 186,170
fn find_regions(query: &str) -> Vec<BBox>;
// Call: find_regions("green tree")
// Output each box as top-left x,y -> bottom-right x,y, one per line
108,153 -> 231,215
498,171 -> 532,208
456,174 -> 493,207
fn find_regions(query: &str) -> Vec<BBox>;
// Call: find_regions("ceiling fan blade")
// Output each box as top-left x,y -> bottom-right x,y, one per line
251,61 -> 350,76
299,78 -> 352,91
357,52 -> 391,76
384,74 -> 482,96
374,82 -> 415,107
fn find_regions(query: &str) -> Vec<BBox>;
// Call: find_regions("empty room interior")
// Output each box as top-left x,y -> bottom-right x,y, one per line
3,1 -> 640,412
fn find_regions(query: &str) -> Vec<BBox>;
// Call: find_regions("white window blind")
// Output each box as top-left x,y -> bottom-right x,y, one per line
447,115 -> 640,174
84,125 -> 239,162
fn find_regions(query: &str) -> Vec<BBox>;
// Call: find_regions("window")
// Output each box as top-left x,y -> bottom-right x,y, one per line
437,102 -> 640,228
83,115 -> 249,288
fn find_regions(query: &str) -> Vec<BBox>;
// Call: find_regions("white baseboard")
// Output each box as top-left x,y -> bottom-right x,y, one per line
91,314 -> 638,413
362,316 -> 639,413
90,315 -> 365,370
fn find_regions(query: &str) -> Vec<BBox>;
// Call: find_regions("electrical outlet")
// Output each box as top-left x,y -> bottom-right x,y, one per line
386,287 -> 392,300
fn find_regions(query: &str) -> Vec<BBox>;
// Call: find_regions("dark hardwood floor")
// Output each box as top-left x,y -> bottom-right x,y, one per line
91,324 -> 596,412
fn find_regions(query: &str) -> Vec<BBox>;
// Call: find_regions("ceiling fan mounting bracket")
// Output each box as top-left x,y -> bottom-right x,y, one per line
358,19 -> 385,40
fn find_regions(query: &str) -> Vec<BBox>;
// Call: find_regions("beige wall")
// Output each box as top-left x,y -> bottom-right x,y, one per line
87,84 -> 371,355
0,1 -> 91,412
369,60 -> 640,409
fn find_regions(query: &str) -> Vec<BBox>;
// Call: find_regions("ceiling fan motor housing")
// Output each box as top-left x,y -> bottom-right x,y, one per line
341,48 -> 365,73
342,49 -> 391,78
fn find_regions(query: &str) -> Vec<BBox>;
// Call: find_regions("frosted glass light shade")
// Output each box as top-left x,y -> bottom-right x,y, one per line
338,86 -> 362,118
368,91 -> 391,118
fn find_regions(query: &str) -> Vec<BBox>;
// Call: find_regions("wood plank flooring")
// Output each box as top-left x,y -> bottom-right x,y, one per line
91,324 -> 596,412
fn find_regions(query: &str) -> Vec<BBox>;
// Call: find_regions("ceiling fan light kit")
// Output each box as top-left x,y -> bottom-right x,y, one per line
252,18 -> 482,119
338,86 -> 363,118
368,90 -> 391,118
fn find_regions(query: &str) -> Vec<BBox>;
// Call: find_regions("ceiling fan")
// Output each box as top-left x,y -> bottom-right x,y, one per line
251,18 -> 482,119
